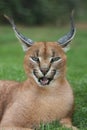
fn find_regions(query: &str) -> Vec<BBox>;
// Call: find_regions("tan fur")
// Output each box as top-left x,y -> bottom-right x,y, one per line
0,42 -> 78,130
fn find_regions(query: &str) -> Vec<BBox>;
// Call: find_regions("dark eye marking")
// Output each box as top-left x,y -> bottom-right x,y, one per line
50,57 -> 61,63
31,57 -> 39,62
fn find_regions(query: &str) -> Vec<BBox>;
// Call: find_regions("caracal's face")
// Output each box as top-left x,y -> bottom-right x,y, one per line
24,42 -> 66,87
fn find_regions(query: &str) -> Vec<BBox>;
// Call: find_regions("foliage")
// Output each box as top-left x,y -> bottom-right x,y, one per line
0,0 -> 87,25
0,25 -> 87,129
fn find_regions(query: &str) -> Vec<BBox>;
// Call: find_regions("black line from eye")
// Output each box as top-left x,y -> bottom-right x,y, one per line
52,50 -> 55,57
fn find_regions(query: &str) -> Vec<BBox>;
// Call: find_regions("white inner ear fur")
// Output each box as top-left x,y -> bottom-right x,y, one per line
21,42 -> 29,52
62,45 -> 70,52
15,35 -> 30,52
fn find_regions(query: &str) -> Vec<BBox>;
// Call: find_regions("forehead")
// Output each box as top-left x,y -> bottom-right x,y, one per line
27,42 -> 65,56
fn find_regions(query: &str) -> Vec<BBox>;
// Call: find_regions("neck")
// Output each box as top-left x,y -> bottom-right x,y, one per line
24,76 -> 66,91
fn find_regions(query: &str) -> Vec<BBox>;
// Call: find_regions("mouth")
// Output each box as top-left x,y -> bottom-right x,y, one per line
33,69 -> 56,86
38,77 -> 52,86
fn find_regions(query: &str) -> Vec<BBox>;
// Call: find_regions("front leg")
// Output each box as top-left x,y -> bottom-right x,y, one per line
0,127 -> 33,130
60,117 -> 78,130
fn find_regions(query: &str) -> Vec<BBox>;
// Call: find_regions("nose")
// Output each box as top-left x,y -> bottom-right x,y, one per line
40,68 -> 49,75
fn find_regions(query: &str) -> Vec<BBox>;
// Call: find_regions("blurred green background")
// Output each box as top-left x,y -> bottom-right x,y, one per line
0,0 -> 87,130
0,0 -> 87,25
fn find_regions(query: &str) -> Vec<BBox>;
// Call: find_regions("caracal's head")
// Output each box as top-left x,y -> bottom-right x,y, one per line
24,42 -> 67,86
4,11 -> 76,87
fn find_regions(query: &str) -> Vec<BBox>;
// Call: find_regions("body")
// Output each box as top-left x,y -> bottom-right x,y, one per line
0,13 -> 77,130
0,77 -> 74,129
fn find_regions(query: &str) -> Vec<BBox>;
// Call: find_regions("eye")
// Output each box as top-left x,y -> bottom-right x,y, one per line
31,57 -> 39,62
50,57 -> 61,63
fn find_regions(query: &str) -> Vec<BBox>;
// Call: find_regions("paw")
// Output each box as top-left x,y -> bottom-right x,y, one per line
63,125 -> 79,130
71,126 -> 79,130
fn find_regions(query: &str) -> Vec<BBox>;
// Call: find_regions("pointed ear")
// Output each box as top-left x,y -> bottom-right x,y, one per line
4,15 -> 34,52
57,10 -> 76,52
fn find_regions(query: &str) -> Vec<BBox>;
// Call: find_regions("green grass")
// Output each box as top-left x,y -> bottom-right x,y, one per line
0,25 -> 87,130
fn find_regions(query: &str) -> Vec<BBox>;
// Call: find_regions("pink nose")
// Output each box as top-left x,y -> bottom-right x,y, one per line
40,68 -> 48,75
